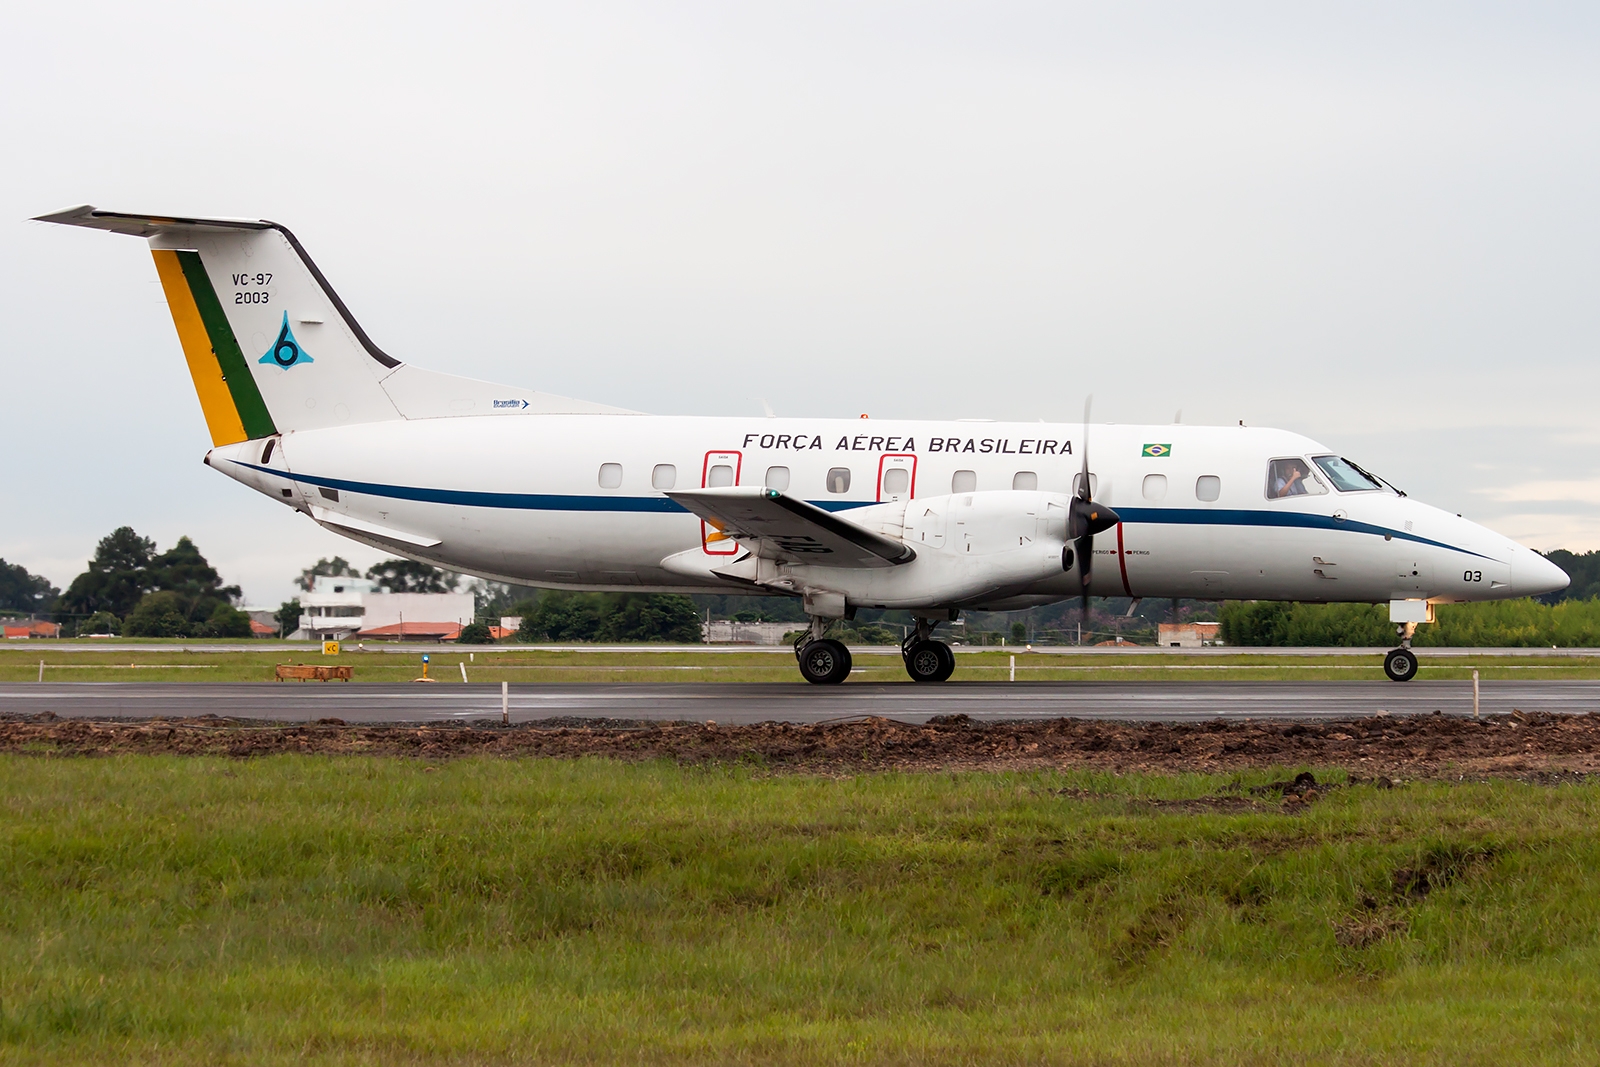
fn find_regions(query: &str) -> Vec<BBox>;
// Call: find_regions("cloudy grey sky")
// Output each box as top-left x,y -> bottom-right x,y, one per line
3,1 -> 1598,606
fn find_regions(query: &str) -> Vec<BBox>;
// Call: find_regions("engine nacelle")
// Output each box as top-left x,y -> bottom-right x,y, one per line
723,491 -> 1073,611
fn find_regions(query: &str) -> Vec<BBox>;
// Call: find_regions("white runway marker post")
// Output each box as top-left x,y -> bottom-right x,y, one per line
1010,655 -> 1016,682
460,661 -> 469,683
38,660 -> 44,683
1473,669 -> 1480,718
502,681 -> 509,725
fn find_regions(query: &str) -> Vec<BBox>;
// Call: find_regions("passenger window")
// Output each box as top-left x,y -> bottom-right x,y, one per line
883,468 -> 909,495
707,464 -> 734,488
765,466 -> 790,491
1012,471 -> 1038,491
1072,473 -> 1099,498
598,463 -> 623,489
827,467 -> 852,494
1196,475 -> 1221,502
1265,457 -> 1326,499
651,464 -> 676,490
951,470 -> 977,493
1142,473 -> 1167,501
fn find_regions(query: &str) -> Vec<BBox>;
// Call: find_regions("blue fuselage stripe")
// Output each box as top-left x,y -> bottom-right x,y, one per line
234,462 -> 1495,559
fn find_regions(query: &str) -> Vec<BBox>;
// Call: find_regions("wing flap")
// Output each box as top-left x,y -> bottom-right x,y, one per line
665,487 -> 915,568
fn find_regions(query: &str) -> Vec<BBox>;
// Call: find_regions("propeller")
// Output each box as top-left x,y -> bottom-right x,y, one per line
1067,396 -> 1120,618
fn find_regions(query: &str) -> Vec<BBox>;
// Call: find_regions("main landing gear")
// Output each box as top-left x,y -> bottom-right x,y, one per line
795,617 -> 852,685
1384,621 -> 1420,682
792,614 -> 958,685
901,617 -> 955,684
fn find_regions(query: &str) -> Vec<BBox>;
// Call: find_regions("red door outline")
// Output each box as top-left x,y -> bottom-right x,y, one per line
876,453 -> 917,502
700,450 -> 743,555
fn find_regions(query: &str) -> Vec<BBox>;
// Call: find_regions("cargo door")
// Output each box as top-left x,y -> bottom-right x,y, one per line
700,450 -> 743,555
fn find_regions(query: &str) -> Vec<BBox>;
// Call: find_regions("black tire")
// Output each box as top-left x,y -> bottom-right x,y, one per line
798,639 -> 852,685
1383,647 -> 1419,682
904,640 -> 957,683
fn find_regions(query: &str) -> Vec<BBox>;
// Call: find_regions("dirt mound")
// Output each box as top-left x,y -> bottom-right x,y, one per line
3,710 -> 1598,777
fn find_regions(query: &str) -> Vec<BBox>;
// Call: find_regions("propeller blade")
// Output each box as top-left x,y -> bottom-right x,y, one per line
1078,396 -> 1093,501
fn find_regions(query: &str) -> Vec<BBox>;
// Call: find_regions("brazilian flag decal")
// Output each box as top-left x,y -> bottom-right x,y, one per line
1141,443 -> 1172,458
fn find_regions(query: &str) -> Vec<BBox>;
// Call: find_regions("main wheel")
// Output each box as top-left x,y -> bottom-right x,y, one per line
797,639 -> 852,685
1383,647 -> 1419,682
904,640 -> 957,683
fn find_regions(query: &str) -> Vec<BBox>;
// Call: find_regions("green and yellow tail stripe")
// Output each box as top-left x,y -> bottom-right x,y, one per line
150,249 -> 277,445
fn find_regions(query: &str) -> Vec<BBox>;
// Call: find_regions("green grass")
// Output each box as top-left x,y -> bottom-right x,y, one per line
6,645 -> 1600,683
2,756 -> 1599,1063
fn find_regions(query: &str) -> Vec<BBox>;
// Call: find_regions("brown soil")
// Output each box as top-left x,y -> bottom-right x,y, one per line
3,710 -> 1598,778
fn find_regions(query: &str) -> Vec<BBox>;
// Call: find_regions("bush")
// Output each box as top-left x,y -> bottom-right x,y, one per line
516,593 -> 703,643
1218,602 -> 1293,646
199,603 -> 253,639
76,611 -> 121,636
455,622 -> 496,644
1219,597 -> 1600,647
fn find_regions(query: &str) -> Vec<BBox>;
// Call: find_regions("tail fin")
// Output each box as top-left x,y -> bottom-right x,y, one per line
33,205 -> 630,445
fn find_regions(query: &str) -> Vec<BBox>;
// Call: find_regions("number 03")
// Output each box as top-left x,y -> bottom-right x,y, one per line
1463,570 -> 1482,582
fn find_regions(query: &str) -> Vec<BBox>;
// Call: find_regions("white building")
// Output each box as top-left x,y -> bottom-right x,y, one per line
297,576 -> 376,639
702,620 -> 800,645
296,576 -> 476,641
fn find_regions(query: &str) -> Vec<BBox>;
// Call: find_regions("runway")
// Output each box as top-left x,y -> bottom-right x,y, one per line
3,680 -> 1598,723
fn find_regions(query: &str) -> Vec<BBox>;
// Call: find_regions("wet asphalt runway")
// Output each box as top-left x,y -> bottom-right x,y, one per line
3,680 -> 1597,723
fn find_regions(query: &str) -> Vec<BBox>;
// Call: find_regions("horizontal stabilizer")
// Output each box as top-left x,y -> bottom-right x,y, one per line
665,487 -> 915,568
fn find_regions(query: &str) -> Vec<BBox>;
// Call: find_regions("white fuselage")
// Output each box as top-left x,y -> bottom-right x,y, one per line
209,414 -> 1562,611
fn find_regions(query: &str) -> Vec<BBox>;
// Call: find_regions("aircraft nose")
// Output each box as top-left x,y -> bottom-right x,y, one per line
1512,549 -> 1570,598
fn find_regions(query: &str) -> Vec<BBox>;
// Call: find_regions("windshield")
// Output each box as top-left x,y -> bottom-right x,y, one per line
1312,455 -> 1384,492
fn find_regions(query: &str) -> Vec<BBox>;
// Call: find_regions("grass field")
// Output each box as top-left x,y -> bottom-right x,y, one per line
6,644 -> 1600,683
2,756 -> 1598,1064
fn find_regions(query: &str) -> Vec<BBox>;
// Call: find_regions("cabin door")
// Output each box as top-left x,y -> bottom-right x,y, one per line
700,450 -> 743,555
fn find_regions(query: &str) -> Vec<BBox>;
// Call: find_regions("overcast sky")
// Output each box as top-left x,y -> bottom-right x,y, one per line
3,1 -> 1598,607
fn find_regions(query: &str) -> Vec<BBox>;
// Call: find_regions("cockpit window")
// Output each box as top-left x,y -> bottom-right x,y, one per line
1265,458 -> 1326,499
1312,455 -> 1384,492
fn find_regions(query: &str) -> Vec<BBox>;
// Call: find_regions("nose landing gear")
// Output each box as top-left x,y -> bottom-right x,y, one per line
1384,621 -> 1420,682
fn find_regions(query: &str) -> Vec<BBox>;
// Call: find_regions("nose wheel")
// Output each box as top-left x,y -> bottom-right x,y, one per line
1383,647 -> 1419,682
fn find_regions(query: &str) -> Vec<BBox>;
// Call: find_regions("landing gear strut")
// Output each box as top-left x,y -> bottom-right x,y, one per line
1384,622 -> 1419,682
795,616 -> 852,685
902,616 -> 956,683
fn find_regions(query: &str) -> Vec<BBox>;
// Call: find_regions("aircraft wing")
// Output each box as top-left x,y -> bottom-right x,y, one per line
665,487 -> 916,568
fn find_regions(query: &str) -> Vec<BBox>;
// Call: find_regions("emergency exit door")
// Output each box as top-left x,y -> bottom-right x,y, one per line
700,450 -> 742,555
877,453 -> 917,502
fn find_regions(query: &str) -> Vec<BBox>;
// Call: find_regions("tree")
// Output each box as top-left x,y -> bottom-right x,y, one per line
1010,621 -> 1027,643
0,559 -> 58,614
1538,550 -> 1600,604
298,556 -> 360,592
365,558 -> 457,593
56,527 -> 158,620
122,590 -> 192,637
149,536 -> 242,602
276,598 -> 302,637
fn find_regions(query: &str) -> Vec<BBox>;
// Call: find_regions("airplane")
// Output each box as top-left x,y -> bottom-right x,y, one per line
34,206 -> 1570,684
